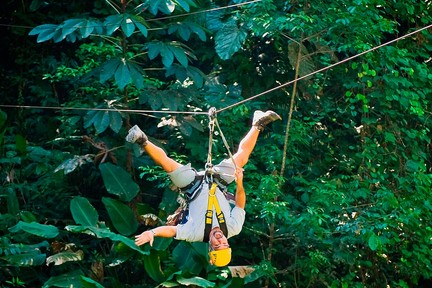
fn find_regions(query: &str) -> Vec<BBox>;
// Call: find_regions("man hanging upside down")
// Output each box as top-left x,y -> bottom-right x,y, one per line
126,110 -> 281,267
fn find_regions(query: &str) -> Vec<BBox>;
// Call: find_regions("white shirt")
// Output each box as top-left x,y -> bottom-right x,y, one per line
175,183 -> 245,242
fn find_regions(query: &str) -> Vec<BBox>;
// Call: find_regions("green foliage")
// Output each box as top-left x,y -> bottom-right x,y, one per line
2,0 -> 432,287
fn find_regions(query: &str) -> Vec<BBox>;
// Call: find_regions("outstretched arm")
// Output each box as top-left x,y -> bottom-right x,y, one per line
234,168 -> 246,209
135,226 -> 177,246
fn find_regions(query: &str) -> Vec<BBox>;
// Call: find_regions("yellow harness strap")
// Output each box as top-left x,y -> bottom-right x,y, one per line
204,183 -> 227,242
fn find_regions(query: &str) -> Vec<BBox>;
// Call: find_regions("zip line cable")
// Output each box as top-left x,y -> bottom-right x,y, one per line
216,23 -> 432,114
0,105 -> 208,116
0,24 -> 430,117
146,0 -> 262,22
0,0 -> 262,31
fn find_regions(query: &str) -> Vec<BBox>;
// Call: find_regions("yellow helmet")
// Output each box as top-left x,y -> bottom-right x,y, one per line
208,248 -> 232,267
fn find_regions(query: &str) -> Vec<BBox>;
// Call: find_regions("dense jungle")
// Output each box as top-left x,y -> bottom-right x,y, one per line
1,0 -> 431,287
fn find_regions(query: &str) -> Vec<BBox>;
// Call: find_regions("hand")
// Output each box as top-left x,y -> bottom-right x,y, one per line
135,230 -> 154,246
234,168 -> 244,183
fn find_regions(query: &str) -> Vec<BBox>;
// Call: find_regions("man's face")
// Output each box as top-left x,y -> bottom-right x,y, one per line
209,228 -> 229,251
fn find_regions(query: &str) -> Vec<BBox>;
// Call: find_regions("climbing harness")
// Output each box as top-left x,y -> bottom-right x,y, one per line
203,182 -> 228,242
167,108 -> 237,226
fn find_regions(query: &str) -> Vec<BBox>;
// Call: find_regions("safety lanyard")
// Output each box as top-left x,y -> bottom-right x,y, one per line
203,182 -> 228,242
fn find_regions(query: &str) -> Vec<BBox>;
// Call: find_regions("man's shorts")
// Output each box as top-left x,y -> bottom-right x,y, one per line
168,159 -> 236,190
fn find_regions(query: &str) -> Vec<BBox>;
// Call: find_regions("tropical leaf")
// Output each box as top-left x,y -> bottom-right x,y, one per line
172,242 -> 208,274
146,0 -> 175,15
65,225 -> 148,255
109,110 -> 123,133
174,0 -> 198,12
104,14 -> 123,35
81,276 -> 105,288
287,42 -> 316,79
130,15 -> 148,37
102,197 -> 138,236
99,162 -> 140,202
83,108 -> 124,134
143,249 -> 166,282
177,275 -> 215,287
28,24 -> 58,43
214,19 -> 248,60
121,14 -> 135,37
4,187 -> 19,215
42,270 -> 84,288
167,21 -> 206,41
146,41 -> 192,68
46,250 -> 84,266
99,58 -> 122,83
1,253 -> 46,266
9,221 -> 59,238
70,196 -> 99,226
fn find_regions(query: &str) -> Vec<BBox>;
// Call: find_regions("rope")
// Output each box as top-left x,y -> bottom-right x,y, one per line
214,118 -> 237,171
0,104 -> 208,116
0,0 -> 262,31
206,107 -> 217,170
216,23 -> 432,114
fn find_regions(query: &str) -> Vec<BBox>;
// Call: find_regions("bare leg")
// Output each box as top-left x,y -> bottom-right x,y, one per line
142,142 -> 182,173
232,110 -> 282,168
232,127 -> 260,168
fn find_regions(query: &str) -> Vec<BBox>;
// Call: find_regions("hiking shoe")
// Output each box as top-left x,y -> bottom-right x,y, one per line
252,110 -> 282,131
126,125 -> 148,146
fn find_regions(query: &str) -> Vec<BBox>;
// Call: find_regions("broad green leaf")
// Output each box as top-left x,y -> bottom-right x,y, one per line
100,58 -> 122,83
148,0 -> 175,15
42,270 -> 84,288
99,162 -> 140,202
109,111 -> 123,133
172,242 -> 208,274
20,211 -> 37,223
215,19 -> 248,60
15,134 -> 27,155
102,197 -> 138,236
115,61 -> 132,90
406,160 -> 421,172
51,26 -> 65,43
9,221 -> 59,238
168,22 -> 206,41
28,24 -> 57,42
177,275 -> 215,287
160,45 -> 174,67
5,188 -> 19,215
105,14 -> 123,35
81,276 -> 105,288
1,253 -> 46,267
46,250 -> 84,266
368,233 -> 381,251
61,18 -> 83,37
80,19 -> 98,38
121,15 -> 135,37
128,62 -> 145,89
0,109 -> 7,128
83,110 -> 110,134
130,15 -> 148,37
83,109 -> 98,128
65,225 -> 147,255
143,249 -> 166,282
168,45 -> 188,67
70,196 -> 99,226
147,42 -> 161,60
